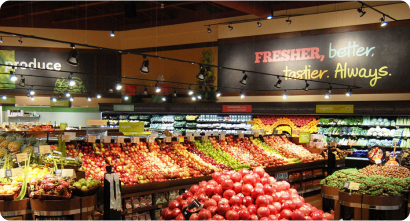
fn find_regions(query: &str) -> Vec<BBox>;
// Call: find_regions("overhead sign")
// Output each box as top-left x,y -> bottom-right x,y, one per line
113,105 -> 134,112
316,105 -> 354,114
299,132 -> 311,143
119,122 -> 144,132
86,120 -> 107,126
0,96 -> 15,104
222,105 -> 252,113
218,26 -> 410,92
50,100 -> 70,107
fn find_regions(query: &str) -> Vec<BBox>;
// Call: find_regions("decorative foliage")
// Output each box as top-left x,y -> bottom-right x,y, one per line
196,49 -> 217,103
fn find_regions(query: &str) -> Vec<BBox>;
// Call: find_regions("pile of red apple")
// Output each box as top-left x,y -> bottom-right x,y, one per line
160,167 -> 333,220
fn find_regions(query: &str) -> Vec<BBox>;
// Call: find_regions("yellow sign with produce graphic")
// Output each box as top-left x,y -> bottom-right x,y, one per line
0,50 -> 16,89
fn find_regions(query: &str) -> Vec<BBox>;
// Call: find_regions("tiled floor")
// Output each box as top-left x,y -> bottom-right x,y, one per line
304,194 -> 323,210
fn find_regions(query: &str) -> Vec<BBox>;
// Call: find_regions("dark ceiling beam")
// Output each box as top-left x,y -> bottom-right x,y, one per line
211,1 -> 271,18
53,2 -> 197,24
0,1 -> 38,10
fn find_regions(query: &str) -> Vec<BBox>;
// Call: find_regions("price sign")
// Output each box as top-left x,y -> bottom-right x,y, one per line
36,122 -> 42,126
104,136 -> 111,143
221,131 -> 226,135
55,169 -> 62,177
204,136 -> 208,141
239,133 -> 244,139
260,129 -> 265,135
133,137 -> 140,144
275,172 -> 288,181
61,169 -> 75,178
212,131 -> 219,136
16,153 -> 28,162
53,150 -> 62,155
0,169 -> 5,178
186,132 -> 193,137
88,136 -> 96,143
64,132 -> 76,140
344,182 -> 361,190
166,137 -> 172,143
220,134 -> 225,140
5,169 -> 12,178
33,146 -> 39,154
194,132 -> 200,137
18,123 -> 24,127
62,135 -> 71,142
254,130 -> 260,137
46,122 -> 52,126
10,154 -> 17,162
28,122 -> 33,127
187,136 -> 194,142
179,137 -> 184,143
39,145 -> 51,154
11,168 -> 23,177
375,159 -> 382,164
117,136 -> 125,144
149,136 -> 155,143
205,132 -> 211,136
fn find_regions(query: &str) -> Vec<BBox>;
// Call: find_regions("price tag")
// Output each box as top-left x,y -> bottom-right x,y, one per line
64,132 -> 76,140
239,133 -> 244,139
149,136 -> 155,143
33,146 -> 39,154
189,136 -> 195,142
39,145 -> 51,154
254,130 -> 260,137
88,136 -> 96,143
10,122 -> 16,126
403,153 -> 409,158
10,154 -> 17,162
221,131 -> 226,135
205,132 -> 211,136
104,136 -> 111,143
46,121 -> 52,126
5,169 -> 12,178
275,172 -> 288,181
16,153 -> 28,162
179,137 -> 184,143
117,136 -> 125,144
212,131 -> 219,136
0,169 -> 5,178
344,182 -> 361,190
53,150 -> 62,155
55,169 -> 62,177
194,132 -> 200,137
62,135 -> 71,142
133,137 -> 140,144
28,122 -> 33,127
220,134 -> 225,140
36,122 -> 42,126
375,159 -> 382,164
11,168 -> 23,177
61,169 -> 75,178
260,129 -> 265,135
165,137 -> 172,143
204,136 -> 208,141
18,123 -> 24,127
186,132 -> 193,137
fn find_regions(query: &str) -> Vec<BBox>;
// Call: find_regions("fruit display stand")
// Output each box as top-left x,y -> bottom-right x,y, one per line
0,198 -> 31,220
338,191 -> 363,220
30,195 -> 98,220
320,186 -> 340,219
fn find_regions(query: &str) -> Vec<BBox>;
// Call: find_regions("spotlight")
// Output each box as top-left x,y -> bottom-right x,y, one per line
67,44 -> 79,66
328,84 -> 333,94
346,87 -> 352,96
52,97 -> 57,102
380,15 -> 387,26
197,94 -> 202,100
286,17 -> 292,25
29,86 -> 35,95
188,86 -> 193,95
207,26 -> 212,33
87,97 -> 92,101
173,89 -> 177,97
257,21 -> 262,27
303,80 -> 309,91
110,30 -> 115,37
216,91 -> 221,97
124,95 -> 129,100
30,96 -> 34,101
69,97 -> 74,102
108,88 -> 114,93
196,65 -> 205,80
65,92 -> 71,97
19,76 -> 25,87
162,96 -> 166,101
18,37 -> 22,44
9,71 -> 17,82
274,76 -> 282,88
228,24 -> 233,31
357,6 -> 366,17
68,73 -> 75,87
2,95 -> 6,100
239,71 -> 247,86
96,94 -> 101,99
116,82 -> 122,90
325,91 -> 330,99
143,87 -> 148,95
283,91 -> 288,99
240,90 -> 245,98
192,96 -> 196,101
267,10 -> 273,19
140,56 -> 149,74
155,82 -> 161,93
0,37 -> 3,43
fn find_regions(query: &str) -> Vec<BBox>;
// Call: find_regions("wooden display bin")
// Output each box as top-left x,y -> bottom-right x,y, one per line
361,194 -> 405,220
0,198 -> 31,220
321,186 -> 340,219
30,196 -> 98,220
338,191 -> 362,220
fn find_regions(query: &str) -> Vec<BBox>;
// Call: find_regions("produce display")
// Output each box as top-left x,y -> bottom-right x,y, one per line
398,148 -> 410,167
72,177 -> 100,193
0,181 -> 21,199
321,168 -> 410,196
264,135 -> 324,162
253,116 -> 319,134
29,174 -> 73,199
358,164 -> 410,179
159,167 -> 333,220
250,138 -> 301,164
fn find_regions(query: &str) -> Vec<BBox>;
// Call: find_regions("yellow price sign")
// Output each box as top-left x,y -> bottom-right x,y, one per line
179,137 -> 184,143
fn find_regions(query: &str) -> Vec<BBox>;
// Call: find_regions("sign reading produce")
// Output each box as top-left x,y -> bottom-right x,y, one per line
119,122 -> 144,132
218,26 -> 410,92
316,105 -> 354,114
222,105 -> 252,113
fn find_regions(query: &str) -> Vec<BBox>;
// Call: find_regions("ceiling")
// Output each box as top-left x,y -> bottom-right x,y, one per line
0,1 -> 346,31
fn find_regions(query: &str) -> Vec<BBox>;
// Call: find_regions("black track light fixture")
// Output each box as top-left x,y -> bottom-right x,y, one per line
58,93 -> 63,99
257,21 -> 262,27
9,69 -> 17,82
0,37 -> 3,43
188,85 -> 193,95
346,87 -> 352,96
240,90 -> 245,99
267,10 -> 273,19
140,56 -> 149,74
207,26 -> 212,33
143,87 -> 148,95
380,15 -> 387,26
216,90 -> 221,97
228,24 -> 233,31
155,82 -> 161,93
110,30 -> 115,37
19,75 -> 25,87
196,65 -> 205,80
327,84 -> 333,94
29,86 -> 35,95
67,43 -> 79,66
286,17 -> 292,25
239,71 -> 247,86
18,37 -> 22,44
274,76 -> 282,88
173,89 -> 177,97
116,82 -> 122,90
303,80 -> 309,91
357,5 -> 366,17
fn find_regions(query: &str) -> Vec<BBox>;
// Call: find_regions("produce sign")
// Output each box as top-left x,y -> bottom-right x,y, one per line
159,167 -> 334,220
253,116 -> 318,135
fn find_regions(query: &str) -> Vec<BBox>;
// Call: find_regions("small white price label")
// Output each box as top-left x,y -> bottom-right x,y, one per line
61,169 -> 75,178
186,132 -> 193,137
165,137 -> 172,143
104,136 -> 111,143
133,137 -> 140,144
0,169 -> 5,178
194,132 -> 200,137
220,134 -> 225,140
62,135 -> 71,142
189,136 -> 195,142
375,159 -> 382,164
28,122 -> 33,127
11,168 -> 23,177
16,153 -> 28,163
117,136 -> 125,144
18,123 -> 24,127
254,131 -> 260,137
149,136 -> 155,143
205,132 -> 211,136
204,136 -> 209,141
39,145 -> 51,154
221,131 -> 226,135
36,122 -> 42,126
239,133 -> 244,139
345,182 -> 361,190
212,131 -> 219,136
46,122 -> 52,126
88,136 -> 96,143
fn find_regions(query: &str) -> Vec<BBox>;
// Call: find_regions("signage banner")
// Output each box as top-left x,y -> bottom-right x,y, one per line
299,132 -> 311,143
50,100 -> 70,107
113,105 -> 134,112
222,105 -> 252,113
218,26 -> 410,92
0,96 -> 15,104
316,105 -> 354,114
119,122 -> 144,132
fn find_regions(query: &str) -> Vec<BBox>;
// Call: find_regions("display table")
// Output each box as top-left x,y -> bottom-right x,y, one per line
321,186 -> 340,219
0,198 -> 31,220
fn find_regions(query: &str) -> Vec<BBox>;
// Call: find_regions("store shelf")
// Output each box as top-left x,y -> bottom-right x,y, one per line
346,157 -> 370,161
297,186 -> 322,194
288,174 -> 325,183
196,121 -> 250,123
8,116 -> 40,118
322,134 -> 405,139
318,124 -> 406,128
